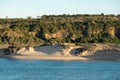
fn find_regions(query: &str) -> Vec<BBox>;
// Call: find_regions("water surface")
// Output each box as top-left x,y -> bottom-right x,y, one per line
0,58 -> 120,80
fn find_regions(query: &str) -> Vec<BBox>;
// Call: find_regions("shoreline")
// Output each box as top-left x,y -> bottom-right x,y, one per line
1,55 -> 120,61
1,55 -> 90,61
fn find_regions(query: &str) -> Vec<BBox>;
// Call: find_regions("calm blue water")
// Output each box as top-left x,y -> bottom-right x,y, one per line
0,58 -> 120,80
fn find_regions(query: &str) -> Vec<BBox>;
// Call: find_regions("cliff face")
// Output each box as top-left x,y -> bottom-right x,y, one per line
45,30 -> 69,39
44,26 -> 116,40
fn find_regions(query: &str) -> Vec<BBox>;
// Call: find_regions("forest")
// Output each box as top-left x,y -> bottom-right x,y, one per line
0,14 -> 120,47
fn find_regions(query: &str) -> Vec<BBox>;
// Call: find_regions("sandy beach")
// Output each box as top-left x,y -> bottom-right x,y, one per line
1,55 -> 90,61
1,54 -> 120,61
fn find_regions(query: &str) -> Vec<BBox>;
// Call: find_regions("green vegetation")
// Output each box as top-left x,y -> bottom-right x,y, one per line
0,14 -> 120,46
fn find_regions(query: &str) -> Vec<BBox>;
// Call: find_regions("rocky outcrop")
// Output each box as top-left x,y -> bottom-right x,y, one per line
16,47 -> 26,54
74,44 -> 120,57
107,27 -> 115,38
16,47 -> 35,55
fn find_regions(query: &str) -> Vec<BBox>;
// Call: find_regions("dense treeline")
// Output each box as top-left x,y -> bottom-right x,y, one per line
0,14 -> 120,47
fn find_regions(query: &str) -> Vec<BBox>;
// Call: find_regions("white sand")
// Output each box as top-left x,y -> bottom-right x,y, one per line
3,55 -> 90,61
16,45 -> 68,56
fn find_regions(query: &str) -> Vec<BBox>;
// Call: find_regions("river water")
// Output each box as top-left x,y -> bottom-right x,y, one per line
0,58 -> 120,80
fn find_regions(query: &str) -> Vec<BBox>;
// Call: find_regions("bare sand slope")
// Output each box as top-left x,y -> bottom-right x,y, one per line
34,45 -> 65,56
15,45 -> 66,56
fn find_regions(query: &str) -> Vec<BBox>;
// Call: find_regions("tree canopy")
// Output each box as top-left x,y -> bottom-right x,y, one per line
0,14 -> 120,46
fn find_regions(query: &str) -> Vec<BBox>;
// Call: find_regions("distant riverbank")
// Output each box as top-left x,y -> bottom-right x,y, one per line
0,43 -> 120,61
